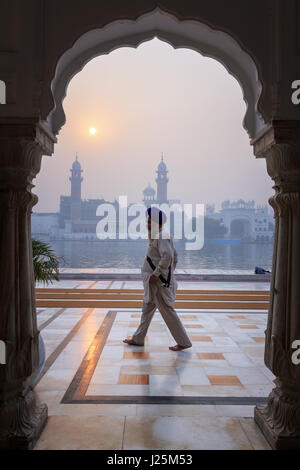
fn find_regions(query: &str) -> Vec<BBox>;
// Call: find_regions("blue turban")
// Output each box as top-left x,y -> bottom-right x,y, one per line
146,207 -> 167,225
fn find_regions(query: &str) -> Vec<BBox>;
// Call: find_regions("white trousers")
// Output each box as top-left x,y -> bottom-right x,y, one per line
132,281 -> 192,348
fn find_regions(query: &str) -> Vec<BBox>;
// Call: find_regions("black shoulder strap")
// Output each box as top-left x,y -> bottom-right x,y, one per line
146,256 -> 171,287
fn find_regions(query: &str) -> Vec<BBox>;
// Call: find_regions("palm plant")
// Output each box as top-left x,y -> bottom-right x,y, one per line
32,238 -> 64,285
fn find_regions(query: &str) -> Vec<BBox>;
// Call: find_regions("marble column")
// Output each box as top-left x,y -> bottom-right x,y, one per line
0,120 -> 56,449
252,121 -> 300,450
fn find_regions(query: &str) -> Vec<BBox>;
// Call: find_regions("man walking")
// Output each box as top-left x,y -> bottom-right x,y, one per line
123,207 -> 192,351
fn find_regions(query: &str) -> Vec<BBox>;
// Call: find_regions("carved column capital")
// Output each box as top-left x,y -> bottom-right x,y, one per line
0,120 -> 56,179
0,120 -> 56,211
0,118 -> 56,156
252,121 -> 300,219
269,192 -> 300,219
251,120 -> 300,158
265,144 -> 300,199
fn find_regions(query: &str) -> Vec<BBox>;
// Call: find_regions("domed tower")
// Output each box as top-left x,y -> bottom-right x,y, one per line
70,153 -> 83,202
69,153 -> 83,220
156,153 -> 168,204
143,183 -> 156,208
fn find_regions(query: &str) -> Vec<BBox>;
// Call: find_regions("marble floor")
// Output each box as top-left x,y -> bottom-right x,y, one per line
34,279 -> 272,450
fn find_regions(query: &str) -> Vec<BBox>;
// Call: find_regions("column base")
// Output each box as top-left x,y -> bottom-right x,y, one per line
255,405 -> 300,450
0,389 -> 48,450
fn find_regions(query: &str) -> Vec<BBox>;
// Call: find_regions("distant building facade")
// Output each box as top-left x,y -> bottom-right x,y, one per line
206,200 -> 274,242
31,213 -> 59,238
31,156 -> 273,243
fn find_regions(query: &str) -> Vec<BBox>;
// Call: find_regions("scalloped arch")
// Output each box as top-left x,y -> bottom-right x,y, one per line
47,8 -> 266,139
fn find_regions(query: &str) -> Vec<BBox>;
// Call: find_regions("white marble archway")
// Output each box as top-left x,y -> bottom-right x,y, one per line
47,8 -> 266,140
1,2 -> 300,450
230,218 -> 253,238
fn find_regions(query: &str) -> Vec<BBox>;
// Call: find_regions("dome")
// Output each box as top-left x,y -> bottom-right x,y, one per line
158,161 -> 166,171
72,160 -> 81,169
157,154 -> 167,172
72,154 -> 81,170
143,184 -> 155,196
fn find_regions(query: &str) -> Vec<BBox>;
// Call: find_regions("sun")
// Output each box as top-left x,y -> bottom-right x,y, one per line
89,127 -> 97,135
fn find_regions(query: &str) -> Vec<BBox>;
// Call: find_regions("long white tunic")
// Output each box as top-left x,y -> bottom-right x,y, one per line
132,233 -> 192,348
141,235 -> 178,304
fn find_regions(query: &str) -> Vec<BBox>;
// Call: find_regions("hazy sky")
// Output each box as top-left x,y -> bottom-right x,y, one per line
33,38 -> 272,213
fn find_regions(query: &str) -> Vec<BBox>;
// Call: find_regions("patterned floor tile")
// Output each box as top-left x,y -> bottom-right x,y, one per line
239,325 -> 259,329
208,375 -> 243,386
184,324 -> 204,329
119,374 -> 149,385
190,336 -> 212,342
124,351 -> 150,359
197,353 -> 225,360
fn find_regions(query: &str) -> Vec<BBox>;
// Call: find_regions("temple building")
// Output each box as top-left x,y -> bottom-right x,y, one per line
32,155 -> 273,242
32,154 -> 180,240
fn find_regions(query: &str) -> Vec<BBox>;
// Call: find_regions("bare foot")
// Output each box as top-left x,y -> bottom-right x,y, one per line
169,345 -> 192,351
123,338 -> 144,347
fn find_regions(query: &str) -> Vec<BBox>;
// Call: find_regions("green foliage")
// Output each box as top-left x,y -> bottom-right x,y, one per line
32,238 -> 64,285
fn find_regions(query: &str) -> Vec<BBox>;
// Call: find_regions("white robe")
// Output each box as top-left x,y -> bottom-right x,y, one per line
131,233 -> 192,348
141,234 -> 178,304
